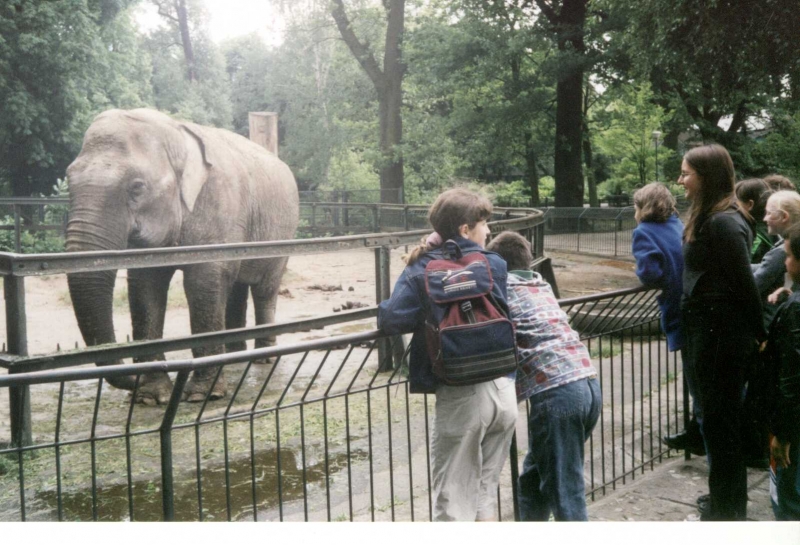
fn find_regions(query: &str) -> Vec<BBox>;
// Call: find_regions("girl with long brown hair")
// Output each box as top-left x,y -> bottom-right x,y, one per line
679,144 -> 766,521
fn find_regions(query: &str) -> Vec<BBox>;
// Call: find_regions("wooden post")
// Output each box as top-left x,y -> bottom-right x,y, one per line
248,112 -> 279,156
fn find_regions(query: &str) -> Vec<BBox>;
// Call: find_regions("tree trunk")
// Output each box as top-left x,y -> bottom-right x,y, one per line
175,0 -> 196,82
583,134 -> 598,207
538,0 -> 587,208
331,0 -> 405,204
524,130 -> 540,207
554,71 -> 584,207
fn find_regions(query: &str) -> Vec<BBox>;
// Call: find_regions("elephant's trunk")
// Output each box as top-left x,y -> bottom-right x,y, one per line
66,211 -> 136,390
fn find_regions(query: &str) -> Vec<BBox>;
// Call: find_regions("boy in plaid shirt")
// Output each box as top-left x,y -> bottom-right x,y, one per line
487,231 -> 601,521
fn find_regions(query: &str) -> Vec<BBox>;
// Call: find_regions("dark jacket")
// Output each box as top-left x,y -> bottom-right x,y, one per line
682,207 -> 767,342
377,237 -> 510,394
752,238 -> 787,330
632,214 -> 684,351
767,291 -> 800,443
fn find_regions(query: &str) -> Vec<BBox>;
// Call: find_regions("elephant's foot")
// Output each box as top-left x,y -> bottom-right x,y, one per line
106,373 -> 138,391
134,373 -> 174,406
253,338 -> 276,364
182,370 -> 227,403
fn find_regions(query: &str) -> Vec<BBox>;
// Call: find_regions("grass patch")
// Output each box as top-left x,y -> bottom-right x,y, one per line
588,336 -> 623,359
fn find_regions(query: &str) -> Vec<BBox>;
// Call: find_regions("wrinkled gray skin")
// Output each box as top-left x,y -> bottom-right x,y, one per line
65,109 -> 299,405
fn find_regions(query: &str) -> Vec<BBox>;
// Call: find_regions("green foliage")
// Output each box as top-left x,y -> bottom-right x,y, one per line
593,83 -> 676,196
0,0 -> 154,197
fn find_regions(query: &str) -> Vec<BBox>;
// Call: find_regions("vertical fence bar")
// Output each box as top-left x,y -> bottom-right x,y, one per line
159,370 -> 191,521
14,204 -> 21,253
5,275 -> 31,447
375,245 -> 398,372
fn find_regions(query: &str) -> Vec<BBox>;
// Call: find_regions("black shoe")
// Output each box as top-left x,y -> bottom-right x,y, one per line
696,494 -> 711,519
663,432 -> 706,456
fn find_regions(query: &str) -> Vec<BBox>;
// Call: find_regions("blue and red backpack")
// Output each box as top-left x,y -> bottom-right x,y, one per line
423,240 -> 518,386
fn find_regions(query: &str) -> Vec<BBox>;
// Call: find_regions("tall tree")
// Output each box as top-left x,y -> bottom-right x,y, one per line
534,0 -> 588,207
331,0 -> 406,204
152,0 -> 196,81
610,0 -> 800,174
0,0 -> 152,196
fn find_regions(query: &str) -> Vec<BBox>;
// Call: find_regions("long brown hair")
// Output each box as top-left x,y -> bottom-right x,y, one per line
682,144 -> 739,242
404,187 -> 493,265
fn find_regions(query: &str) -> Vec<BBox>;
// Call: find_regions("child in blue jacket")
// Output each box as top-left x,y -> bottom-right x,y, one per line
377,188 -> 517,521
631,184 -> 703,455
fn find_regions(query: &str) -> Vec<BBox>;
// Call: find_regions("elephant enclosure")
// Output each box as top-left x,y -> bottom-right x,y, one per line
0,246 -> 685,522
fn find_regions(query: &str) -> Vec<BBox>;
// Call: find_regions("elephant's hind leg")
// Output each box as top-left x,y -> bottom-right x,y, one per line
251,257 -> 288,362
225,281 -> 249,353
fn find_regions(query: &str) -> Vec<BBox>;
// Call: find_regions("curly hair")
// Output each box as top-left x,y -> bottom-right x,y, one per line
633,183 -> 678,223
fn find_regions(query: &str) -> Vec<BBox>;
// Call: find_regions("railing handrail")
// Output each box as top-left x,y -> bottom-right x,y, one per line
0,284 -> 657,388
0,205 -> 544,277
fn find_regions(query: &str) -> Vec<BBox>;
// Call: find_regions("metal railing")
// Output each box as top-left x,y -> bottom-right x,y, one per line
0,284 -> 688,521
541,207 -> 638,258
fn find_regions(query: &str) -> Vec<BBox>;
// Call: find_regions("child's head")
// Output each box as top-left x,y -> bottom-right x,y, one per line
783,223 -> 800,284
764,174 -> 795,192
486,231 -> 532,271
735,178 -> 772,222
765,190 -> 800,237
632,182 -> 677,224
428,187 -> 493,243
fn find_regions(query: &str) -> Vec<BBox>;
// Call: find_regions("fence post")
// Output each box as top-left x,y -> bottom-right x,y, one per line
614,209 -> 624,257
311,203 -> 316,235
372,205 -> 379,232
5,275 -> 31,447
160,370 -> 191,521
577,208 -> 587,253
343,192 -> 349,228
248,112 -> 279,156
375,246 -> 403,372
14,204 -> 21,254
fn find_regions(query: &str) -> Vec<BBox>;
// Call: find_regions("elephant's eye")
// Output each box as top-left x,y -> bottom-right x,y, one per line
128,180 -> 147,198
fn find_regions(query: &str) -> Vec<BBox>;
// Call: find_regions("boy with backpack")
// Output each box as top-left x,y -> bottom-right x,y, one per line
487,231 -> 601,521
377,188 -> 518,521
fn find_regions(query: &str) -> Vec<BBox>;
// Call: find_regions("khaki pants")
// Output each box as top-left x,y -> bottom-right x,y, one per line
431,376 -> 518,521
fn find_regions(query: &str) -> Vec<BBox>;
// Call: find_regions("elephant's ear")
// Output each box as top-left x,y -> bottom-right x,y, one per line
177,125 -> 215,214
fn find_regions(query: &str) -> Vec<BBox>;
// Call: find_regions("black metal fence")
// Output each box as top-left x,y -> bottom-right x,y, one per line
541,207 -> 638,258
0,285 -> 688,521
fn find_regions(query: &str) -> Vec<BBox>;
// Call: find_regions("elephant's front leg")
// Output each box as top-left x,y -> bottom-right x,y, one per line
182,263 -> 236,402
128,267 -> 176,405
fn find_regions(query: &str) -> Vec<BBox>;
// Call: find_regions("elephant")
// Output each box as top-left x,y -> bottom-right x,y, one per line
65,108 -> 299,405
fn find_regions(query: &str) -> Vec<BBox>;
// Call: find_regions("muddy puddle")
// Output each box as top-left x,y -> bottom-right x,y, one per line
31,445 -> 368,521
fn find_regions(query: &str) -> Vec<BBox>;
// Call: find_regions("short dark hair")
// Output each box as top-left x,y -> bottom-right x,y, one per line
486,231 -> 532,271
786,223 -> 800,260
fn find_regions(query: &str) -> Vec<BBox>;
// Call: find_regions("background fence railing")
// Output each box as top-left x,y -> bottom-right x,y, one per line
0,284 -> 688,521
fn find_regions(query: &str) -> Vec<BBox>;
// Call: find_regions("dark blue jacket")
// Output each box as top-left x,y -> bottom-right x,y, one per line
377,237 -> 510,393
632,214 -> 685,351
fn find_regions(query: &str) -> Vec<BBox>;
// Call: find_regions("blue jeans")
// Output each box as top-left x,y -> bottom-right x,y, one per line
773,437 -> 800,520
518,377 -> 601,521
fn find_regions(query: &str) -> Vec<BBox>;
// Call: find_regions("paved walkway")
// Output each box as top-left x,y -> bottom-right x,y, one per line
587,452 -> 772,521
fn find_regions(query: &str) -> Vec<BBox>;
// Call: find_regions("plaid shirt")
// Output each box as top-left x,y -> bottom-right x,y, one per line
507,271 -> 597,402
